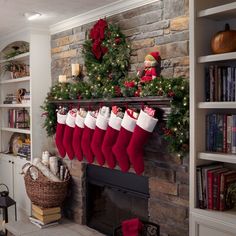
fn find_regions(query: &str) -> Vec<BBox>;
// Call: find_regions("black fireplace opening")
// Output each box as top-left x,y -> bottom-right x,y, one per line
86,165 -> 149,235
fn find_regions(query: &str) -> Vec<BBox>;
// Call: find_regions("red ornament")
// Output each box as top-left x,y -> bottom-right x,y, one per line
124,81 -> 135,88
163,128 -> 172,136
168,90 -> 175,97
115,37 -> 121,44
114,85 -> 121,96
134,89 -> 141,97
101,46 -> 108,55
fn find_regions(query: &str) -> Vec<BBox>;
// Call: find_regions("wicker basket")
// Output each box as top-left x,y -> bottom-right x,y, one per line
24,165 -> 70,208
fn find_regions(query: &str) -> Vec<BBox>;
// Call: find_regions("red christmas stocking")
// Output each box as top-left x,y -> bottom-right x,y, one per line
81,112 -> 97,163
63,109 -> 76,160
127,109 -> 158,175
73,110 -> 86,161
91,107 -> 110,166
112,110 -> 137,172
55,112 -> 67,158
122,218 -> 143,236
102,111 -> 122,169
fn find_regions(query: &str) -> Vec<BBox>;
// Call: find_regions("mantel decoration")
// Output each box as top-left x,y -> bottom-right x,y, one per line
82,19 -> 130,98
41,18 -> 189,159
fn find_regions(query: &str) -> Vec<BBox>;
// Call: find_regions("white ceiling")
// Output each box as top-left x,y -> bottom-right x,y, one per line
0,0 -> 116,36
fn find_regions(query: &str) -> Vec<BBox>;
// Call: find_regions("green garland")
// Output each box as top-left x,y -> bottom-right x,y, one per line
140,77 -> 189,157
41,77 -> 189,157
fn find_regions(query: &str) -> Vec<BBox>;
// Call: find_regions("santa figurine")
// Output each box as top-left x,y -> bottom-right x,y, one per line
138,52 -> 160,83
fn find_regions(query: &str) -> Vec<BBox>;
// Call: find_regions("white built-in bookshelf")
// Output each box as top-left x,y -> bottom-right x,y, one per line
190,0 -> 236,235
0,30 -> 51,217
0,52 -> 30,63
198,52 -> 236,63
0,76 -> 30,84
0,43 -> 31,158
198,152 -> 236,164
198,102 -> 236,109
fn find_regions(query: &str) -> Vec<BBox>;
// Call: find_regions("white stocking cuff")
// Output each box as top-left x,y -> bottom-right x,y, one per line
137,109 -> 158,132
84,112 -> 97,130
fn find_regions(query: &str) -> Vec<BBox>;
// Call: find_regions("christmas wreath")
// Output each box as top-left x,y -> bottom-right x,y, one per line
82,19 -> 130,98
41,18 -> 189,157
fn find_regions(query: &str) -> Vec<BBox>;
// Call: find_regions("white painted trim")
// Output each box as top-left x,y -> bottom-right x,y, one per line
0,26 -> 49,49
50,0 -> 159,34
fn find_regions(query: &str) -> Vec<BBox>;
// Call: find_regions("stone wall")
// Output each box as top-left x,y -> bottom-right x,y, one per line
51,1 -> 189,236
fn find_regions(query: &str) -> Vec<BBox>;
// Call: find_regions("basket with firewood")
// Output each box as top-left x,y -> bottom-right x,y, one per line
22,155 -> 70,208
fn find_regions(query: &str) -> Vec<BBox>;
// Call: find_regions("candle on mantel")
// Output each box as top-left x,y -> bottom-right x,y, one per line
71,64 -> 80,77
58,75 -> 67,83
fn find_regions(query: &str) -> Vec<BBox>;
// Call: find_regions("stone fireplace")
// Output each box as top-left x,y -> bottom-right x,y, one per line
61,122 -> 189,236
51,1 -> 189,235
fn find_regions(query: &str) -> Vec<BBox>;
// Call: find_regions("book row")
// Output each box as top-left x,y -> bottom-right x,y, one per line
206,113 -> 236,153
3,90 -> 30,104
197,164 -> 236,211
205,66 -> 236,102
8,108 -> 30,129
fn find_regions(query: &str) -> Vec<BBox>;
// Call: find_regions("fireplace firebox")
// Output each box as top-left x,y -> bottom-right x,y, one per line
86,165 -> 149,235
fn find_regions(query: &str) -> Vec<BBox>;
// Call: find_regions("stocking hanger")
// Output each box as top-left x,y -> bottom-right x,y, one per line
51,96 -> 171,120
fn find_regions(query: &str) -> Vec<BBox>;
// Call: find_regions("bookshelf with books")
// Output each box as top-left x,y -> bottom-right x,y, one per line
0,29 -> 51,218
0,41 -> 31,158
190,0 -> 236,235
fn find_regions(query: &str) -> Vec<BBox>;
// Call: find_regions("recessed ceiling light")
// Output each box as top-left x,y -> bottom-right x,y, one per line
24,12 -> 42,21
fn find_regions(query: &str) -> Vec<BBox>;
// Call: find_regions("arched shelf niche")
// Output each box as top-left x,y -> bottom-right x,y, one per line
0,41 -> 30,79
0,41 -> 29,60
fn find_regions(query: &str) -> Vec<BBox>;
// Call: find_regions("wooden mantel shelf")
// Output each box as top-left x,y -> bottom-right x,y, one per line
49,96 -> 171,108
49,96 -> 171,119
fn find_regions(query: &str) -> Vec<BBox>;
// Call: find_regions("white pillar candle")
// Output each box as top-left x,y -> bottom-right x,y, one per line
71,64 -> 80,77
59,75 -> 67,83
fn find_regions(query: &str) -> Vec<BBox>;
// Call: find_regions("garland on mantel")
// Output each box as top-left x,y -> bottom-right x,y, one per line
41,77 -> 189,157
41,18 -> 189,157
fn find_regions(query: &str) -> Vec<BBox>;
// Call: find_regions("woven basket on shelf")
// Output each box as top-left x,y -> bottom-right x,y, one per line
24,165 -> 70,208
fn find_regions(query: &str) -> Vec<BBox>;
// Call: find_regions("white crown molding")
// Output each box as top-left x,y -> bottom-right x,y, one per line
0,26 -> 50,47
50,0 -> 159,35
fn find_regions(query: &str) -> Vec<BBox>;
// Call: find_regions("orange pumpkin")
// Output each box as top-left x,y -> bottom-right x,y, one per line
211,24 -> 236,54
